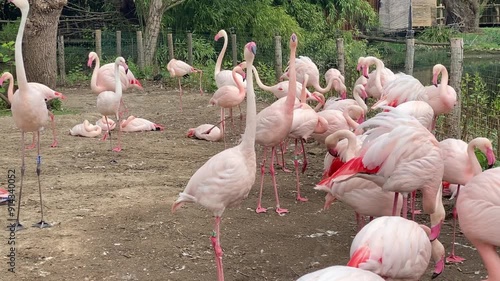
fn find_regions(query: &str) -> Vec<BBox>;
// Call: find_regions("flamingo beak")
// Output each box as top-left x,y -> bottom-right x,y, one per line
486,148 -> 496,168
56,92 -> 67,100
87,59 -> 93,68
328,149 -> 338,157
341,91 -> 347,100
291,33 -> 297,42
215,34 -> 221,41
433,83 -> 438,87
312,93 -> 324,104
250,45 -> 257,55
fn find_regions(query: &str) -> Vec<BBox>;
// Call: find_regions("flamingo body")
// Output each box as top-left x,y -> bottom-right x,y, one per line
69,120 -> 102,137
297,265 -> 384,281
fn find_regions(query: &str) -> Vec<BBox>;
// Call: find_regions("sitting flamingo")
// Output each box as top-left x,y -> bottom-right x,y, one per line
96,116 -> 116,141
69,120 -> 102,138
186,124 -> 222,142
120,115 -> 164,132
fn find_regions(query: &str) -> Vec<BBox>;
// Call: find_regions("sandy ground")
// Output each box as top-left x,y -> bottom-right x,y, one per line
0,80 -> 491,281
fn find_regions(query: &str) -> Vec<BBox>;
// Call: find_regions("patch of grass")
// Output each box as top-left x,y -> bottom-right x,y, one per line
461,28 -> 500,51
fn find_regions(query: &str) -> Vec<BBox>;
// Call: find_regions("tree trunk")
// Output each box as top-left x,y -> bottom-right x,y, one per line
23,0 -> 67,89
442,0 -> 479,32
143,0 -> 186,68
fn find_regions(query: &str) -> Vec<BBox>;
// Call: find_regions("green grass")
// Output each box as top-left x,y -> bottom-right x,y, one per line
0,108 -> 79,117
461,28 -> 500,51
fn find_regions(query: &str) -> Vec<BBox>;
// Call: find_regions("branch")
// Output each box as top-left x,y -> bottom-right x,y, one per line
162,0 -> 186,11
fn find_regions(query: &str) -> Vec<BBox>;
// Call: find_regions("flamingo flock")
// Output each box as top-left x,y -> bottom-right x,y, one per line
4,4 -> 499,279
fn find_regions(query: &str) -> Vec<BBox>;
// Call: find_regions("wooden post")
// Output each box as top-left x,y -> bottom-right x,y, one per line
116,31 -> 122,56
187,32 -> 193,66
57,35 -> 66,84
405,38 -> 415,75
274,35 -> 282,81
95,29 -> 102,58
137,30 -> 144,71
167,28 -> 174,60
336,38 -> 345,76
437,4 -> 444,25
231,28 -> 237,66
447,38 -> 464,139
496,5 -> 500,23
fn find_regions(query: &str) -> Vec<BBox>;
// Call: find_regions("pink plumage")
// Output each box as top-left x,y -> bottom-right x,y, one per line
297,265 -> 384,281
69,120 -> 102,138
358,56 -> 396,100
186,124 -> 222,142
120,115 -> 164,132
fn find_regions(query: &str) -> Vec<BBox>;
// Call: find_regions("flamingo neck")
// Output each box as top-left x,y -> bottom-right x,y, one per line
438,66 -> 449,96
299,79 -> 307,104
114,61 -> 123,98
344,108 -> 360,131
313,76 -> 338,94
313,93 -> 325,112
241,62 -> 256,149
373,58 -> 385,97
353,88 -> 368,112
214,32 -> 228,77
285,49 -> 297,110
251,66 -> 272,92
344,133 -> 358,161
90,55 -> 101,93
467,140 -> 483,176
5,73 -> 14,103
15,5 -> 29,89
232,67 -> 245,95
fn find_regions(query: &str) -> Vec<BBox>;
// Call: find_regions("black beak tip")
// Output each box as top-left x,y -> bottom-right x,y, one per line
431,272 -> 441,279
488,163 -> 494,169
434,84 -> 438,87
364,74 -> 369,79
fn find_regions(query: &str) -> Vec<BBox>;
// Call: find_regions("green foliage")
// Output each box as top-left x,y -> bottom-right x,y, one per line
461,28 -> 500,51
417,26 -> 459,43
475,149 -> 500,170
0,21 -> 19,43
48,99 -> 63,112
66,65 -> 90,86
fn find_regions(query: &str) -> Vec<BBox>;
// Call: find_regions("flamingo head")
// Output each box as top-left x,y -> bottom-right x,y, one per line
328,148 -> 338,157
87,52 -> 98,68
486,147 -> 496,167
310,92 -> 325,105
432,71 -> 439,87
323,193 -> 336,210
214,30 -> 225,41
245,42 -> 257,56
359,86 -> 368,99
362,65 -> 369,78
8,0 -> 29,9
186,128 -> 195,138
0,73 -> 10,86
340,90 -> 347,100
116,57 -> 129,74
54,92 -> 67,100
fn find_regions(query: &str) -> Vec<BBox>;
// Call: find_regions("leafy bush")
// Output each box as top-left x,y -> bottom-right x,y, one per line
417,26 -> 458,43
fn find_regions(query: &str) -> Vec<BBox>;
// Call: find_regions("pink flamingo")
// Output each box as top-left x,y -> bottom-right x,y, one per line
186,124 -> 222,142
172,41 -> 257,281
457,167 -> 500,281
297,265 -> 384,281
311,105 -> 364,145
166,58 -> 203,111
324,68 -> 345,92
120,115 -> 164,132
69,120 -> 102,138
10,0 -> 52,230
439,137 -> 496,263
255,34 -> 299,215
209,63 -> 247,146
371,73 -> 428,109
287,81 -> 328,201
321,129 -> 364,179
96,116 -> 116,141
96,57 -> 129,152
88,51 -> 142,117
393,101 -> 435,131
358,56 -> 396,100
323,84 -> 368,114
0,72 -> 66,148
348,216 -> 445,280
424,64 -> 457,129
326,109 -> 444,219
251,65 -> 324,107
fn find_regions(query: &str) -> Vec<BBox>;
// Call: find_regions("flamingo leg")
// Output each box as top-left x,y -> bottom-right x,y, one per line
271,146 -> 288,214
256,148 -> 268,213
279,141 -> 292,173
49,111 -> 58,148
198,71 -> 203,95
220,107 -> 226,148
447,184 -> 465,263
293,139 -> 308,202
210,216 -> 225,281
32,131 -> 51,228
355,212 -> 365,232
104,116 -> 113,151
178,77 -> 183,111
112,115 -> 122,152
410,189 -> 422,216
300,138 -> 308,173
26,133 -> 36,150
12,132 -> 26,231
392,192 -> 399,216
402,193 -> 408,219
229,107 -> 234,128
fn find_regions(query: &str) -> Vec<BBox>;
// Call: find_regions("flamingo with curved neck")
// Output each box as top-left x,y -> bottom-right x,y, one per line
10,0 -> 52,230
323,84 -> 368,113
425,64 -> 457,129
69,120 -> 102,137
214,29 -> 246,88
360,56 -> 396,100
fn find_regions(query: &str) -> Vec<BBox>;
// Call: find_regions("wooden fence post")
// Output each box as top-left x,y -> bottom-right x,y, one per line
447,38 -> 464,139
137,30 -> 144,71
231,28 -> 237,66
167,28 -> 174,60
405,38 -> 415,75
187,31 -> 193,66
57,35 -> 66,85
274,35 -> 282,81
336,38 -> 345,76
95,29 -> 102,58
116,31 -> 122,57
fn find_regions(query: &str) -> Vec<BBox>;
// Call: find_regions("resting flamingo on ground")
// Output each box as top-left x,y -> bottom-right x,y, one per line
10,0 -> 52,230
0,71 -> 66,148
209,63 -> 247,146
358,56 -> 396,100
457,167 -> 500,281
69,120 -> 102,138
439,137 -> 496,263
186,124 -> 222,142
325,108 -> 444,219
120,115 -> 164,132
172,41 -> 257,281
297,265 -> 384,281
424,64 -> 457,129
96,57 -> 129,152
166,58 -> 203,111
348,216 -> 445,280
287,79 -> 328,201
255,34 -> 298,215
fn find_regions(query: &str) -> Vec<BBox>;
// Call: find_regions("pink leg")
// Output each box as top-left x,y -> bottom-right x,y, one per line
293,139 -> 308,202
256,148 -> 268,213
119,98 -> 129,119
49,111 -> 58,148
402,193 -> 408,219
270,146 -> 288,214
300,138 -> 308,173
411,190 -> 422,217
101,131 -> 109,141
279,141 -> 292,173
220,107 -> 226,148
210,216 -> 225,281
447,185 -> 465,263
178,77 -> 183,112
392,192 -> 399,216
112,115 -> 122,152
355,212 -> 365,232
26,133 -> 37,150
104,116 -> 114,151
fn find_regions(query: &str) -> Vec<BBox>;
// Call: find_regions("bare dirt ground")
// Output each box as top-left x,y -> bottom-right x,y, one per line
0,81 -> 490,281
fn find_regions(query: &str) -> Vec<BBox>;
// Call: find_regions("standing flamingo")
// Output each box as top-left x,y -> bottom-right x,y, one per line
348,216 -> 445,280
457,167 -> 500,281
120,115 -> 164,132
186,124 -> 222,142
10,0 -> 52,229
439,137 -> 496,262
424,64 -> 457,129
209,63 -> 247,146
69,120 -> 102,137
255,34 -> 298,215
172,41 -> 257,281
166,58 -> 203,111
0,72 -> 66,148
326,109 -> 444,219
96,57 -> 129,152
297,265 -> 384,281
